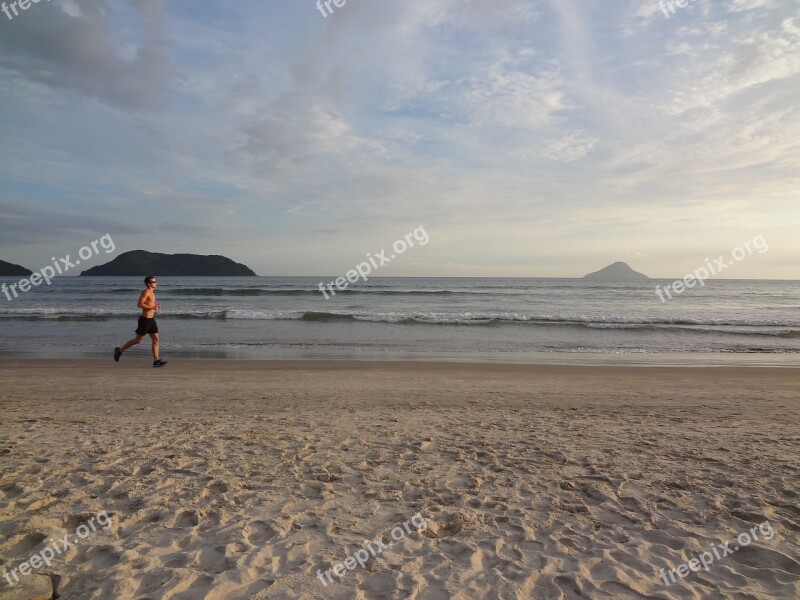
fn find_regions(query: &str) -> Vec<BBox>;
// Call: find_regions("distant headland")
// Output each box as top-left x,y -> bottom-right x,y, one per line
80,250 -> 257,276
0,259 -> 33,276
583,262 -> 649,279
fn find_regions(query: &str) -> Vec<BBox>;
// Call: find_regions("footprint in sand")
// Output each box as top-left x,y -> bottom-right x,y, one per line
135,464 -> 156,476
196,545 -> 234,574
86,545 -> 122,569
314,472 -> 341,483
619,495 -> 644,513
173,509 -> 199,528
62,512 -> 109,531
243,520 -> 276,545
422,512 -> 468,538
163,552 -> 190,568
733,545 -> 800,574
206,480 -> 228,494
6,531 -> 47,555
300,482 -> 327,499
0,482 -> 24,499
553,574 -> 584,597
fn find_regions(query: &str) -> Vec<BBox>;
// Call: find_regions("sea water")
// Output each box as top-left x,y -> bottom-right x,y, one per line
1,276 -> 798,365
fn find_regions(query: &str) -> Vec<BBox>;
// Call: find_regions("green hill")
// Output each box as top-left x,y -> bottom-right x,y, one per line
80,250 -> 257,276
0,260 -> 33,276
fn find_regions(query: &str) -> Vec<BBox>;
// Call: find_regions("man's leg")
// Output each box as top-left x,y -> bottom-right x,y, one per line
120,335 -> 144,352
150,333 -> 159,361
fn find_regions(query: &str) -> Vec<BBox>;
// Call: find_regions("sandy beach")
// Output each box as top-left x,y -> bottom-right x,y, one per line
1,360 -> 798,599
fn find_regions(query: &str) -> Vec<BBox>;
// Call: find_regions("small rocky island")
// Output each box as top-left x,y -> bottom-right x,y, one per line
583,261 -> 648,279
0,259 -> 32,276
80,250 -> 257,276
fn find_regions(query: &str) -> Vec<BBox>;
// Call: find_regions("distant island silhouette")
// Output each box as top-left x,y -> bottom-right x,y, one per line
80,250 -> 257,276
583,262 -> 648,279
0,259 -> 32,276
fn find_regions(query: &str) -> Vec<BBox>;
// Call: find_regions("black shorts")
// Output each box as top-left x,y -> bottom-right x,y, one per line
136,316 -> 158,336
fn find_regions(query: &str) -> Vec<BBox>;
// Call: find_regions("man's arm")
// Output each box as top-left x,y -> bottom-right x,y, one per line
137,290 -> 156,311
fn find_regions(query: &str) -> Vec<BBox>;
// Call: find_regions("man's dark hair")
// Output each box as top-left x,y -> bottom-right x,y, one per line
145,276 -> 156,285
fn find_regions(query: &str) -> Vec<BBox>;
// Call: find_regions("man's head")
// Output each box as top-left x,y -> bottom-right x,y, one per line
144,276 -> 158,289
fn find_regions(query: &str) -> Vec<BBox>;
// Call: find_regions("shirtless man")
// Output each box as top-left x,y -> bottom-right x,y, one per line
114,276 -> 167,367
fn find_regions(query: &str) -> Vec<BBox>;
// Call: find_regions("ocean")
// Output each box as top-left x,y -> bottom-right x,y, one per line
1,276 -> 798,365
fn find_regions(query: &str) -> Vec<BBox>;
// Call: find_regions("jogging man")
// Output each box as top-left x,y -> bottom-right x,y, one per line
114,276 -> 167,367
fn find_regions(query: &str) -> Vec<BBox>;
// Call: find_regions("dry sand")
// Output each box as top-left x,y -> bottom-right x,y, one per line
1,360 -> 798,599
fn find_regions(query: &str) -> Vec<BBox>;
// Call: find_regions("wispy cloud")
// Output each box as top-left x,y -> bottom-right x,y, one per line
0,0 -> 796,278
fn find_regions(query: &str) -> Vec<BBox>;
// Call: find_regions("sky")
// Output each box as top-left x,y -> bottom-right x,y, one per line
0,0 -> 798,278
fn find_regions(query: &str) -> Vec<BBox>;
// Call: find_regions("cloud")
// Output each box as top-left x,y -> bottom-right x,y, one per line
239,100 -> 373,175
662,18 -> 800,116
0,0 -> 171,110
539,131 -> 598,162
0,0 -> 797,277
729,0 -> 776,13
464,58 -> 568,130
0,201 -> 141,246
